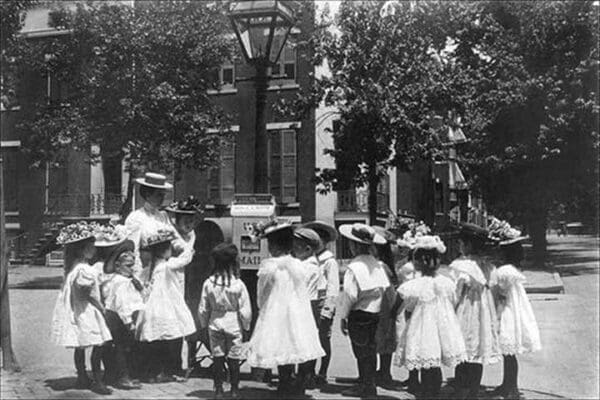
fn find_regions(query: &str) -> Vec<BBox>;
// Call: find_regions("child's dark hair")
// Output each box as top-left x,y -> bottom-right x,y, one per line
266,228 -> 293,253
63,237 -> 94,276
501,242 -> 524,267
210,243 -> 240,287
413,248 -> 441,276
147,241 -> 172,277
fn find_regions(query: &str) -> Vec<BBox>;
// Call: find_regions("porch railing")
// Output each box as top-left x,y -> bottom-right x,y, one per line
47,192 -> 124,217
337,189 -> 389,214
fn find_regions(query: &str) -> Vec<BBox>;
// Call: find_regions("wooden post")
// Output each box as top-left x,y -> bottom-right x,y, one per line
0,155 -> 21,372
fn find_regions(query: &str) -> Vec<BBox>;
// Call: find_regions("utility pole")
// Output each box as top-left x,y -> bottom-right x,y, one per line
0,155 -> 21,371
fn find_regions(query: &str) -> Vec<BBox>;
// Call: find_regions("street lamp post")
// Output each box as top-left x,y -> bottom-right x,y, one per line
228,0 -> 296,194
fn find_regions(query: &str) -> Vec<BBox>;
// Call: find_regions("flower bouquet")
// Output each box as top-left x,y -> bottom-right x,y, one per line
94,224 -> 130,247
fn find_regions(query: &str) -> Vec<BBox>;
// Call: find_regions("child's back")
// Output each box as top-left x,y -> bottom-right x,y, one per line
199,275 -> 251,332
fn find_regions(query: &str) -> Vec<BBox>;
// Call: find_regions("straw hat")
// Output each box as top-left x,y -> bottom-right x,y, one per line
371,226 -> 397,244
488,217 -> 528,246
412,235 -> 447,254
302,220 -> 338,243
103,240 -> 135,274
56,222 -> 98,245
135,172 -> 173,190
141,228 -> 176,249
165,195 -> 204,215
338,223 -> 386,245
94,224 -> 130,247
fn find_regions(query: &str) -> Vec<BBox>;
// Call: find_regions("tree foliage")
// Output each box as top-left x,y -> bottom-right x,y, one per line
16,1 -> 235,176
446,1 -> 599,258
1,0 -> 37,108
283,0 -> 473,223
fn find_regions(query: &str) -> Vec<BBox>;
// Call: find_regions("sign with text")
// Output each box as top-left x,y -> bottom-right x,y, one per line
231,194 -> 276,270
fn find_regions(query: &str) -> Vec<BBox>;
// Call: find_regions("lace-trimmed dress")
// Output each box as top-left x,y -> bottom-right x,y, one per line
135,248 -> 196,342
450,258 -> 501,365
492,265 -> 541,355
246,255 -> 325,368
394,275 -> 466,370
51,262 -> 112,348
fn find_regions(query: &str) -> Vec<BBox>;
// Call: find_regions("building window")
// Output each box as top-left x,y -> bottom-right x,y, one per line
220,63 -> 235,88
208,142 -> 235,205
268,129 -> 297,203
270,41 -> 296,84
2,148 -> 19,212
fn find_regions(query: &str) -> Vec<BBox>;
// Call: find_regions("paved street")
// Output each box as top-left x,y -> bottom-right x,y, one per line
1,235 -> 598,399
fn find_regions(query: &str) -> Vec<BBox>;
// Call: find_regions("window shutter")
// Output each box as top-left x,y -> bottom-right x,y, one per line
269,131 -> 281,200
281,129 -> 297,203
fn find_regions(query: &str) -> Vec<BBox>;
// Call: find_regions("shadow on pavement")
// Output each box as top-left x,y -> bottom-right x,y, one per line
479,385 -> 569,399
11,276 -> 63,290
44,376 -> 77,391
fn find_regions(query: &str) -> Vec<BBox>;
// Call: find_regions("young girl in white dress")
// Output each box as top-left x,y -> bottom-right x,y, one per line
395,235 -> 466,398
489,219 -> 541,399
450,223 -> 501,399
246,221 -> 324,396
51,222 -> 113,395
134,228 -> 195,382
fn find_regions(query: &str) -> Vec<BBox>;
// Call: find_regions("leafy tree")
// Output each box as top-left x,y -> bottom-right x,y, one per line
16,1 -> 235,217
0,0 -> 37,373
283,0 -> 469,224
448,1 -> 599,263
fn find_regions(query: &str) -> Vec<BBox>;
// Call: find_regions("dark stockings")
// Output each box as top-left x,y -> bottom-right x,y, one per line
378,353 -> 392,377
213,357 -> 225,388
317,317 -> 333,378
504,355 -> 519,392
420,367 -> 442,397
166,339 -> 183,376
228,358 -> 241,391
456,362 -> 483,397
74,349 -> 89,386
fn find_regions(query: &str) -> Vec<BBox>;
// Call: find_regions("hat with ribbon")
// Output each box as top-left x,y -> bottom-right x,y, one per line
488,217 -> 528,246
339,223 -> 386,245
372,226 -> 397,244
94,224 -> 130,247
56,221 -> 98,246
249,218 -> 293,241
135,172 -> 173,190
396,221 -> 431,249
412,235 -> 447,254
302,220 -> 338,243
165,195 -> 204,215
459,222 -> 490,240
141,228 -> 176,249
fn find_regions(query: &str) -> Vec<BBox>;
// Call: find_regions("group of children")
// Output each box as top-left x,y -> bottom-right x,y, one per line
50,182 -> 540,400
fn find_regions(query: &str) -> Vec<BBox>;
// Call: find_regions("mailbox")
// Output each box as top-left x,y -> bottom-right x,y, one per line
230,194 -> 276,270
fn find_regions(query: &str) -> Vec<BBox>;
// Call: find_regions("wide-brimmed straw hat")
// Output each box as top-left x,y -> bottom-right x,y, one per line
488,217 -> 528,246
339,223 -> 386,245
56,222 -> 98,246
413,235 -> 447,254
372,226 -> 397,244
135,172 -> 173,190
302,220 -> 338,243
94,224 -> 130,247
141,228 -> 176,249
165,195 -> 204,215
103,240 -> 135,274
459,222 -> 489,240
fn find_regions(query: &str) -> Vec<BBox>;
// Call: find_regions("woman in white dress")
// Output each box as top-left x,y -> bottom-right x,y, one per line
395,235 -> 466,398
134,228 -> 195,382
450,223 -> 501,399
246,221 -> 324,396
52,222 -> 113,395
489,219 -> 541,399
124,172 -> 173,278
165,195 -> 202,375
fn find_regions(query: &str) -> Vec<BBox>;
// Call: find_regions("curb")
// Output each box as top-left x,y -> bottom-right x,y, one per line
524,271 -> 565,294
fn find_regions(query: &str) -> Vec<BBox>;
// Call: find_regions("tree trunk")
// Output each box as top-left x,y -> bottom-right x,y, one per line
120,172 -> 135,223
367,171 -> 379,225
0,156 -> 21,372
528,208 -> 548,267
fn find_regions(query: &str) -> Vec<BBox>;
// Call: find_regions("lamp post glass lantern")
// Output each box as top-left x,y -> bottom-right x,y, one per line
229,0 -> 297,194
229,0 -> 296,66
